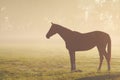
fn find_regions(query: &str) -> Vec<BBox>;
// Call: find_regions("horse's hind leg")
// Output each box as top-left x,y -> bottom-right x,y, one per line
97,47 -> 104,71
97,46 -> 110,71
103,51 -> 110,71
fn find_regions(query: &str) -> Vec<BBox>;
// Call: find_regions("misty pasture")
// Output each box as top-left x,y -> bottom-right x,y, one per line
0,46 -> 120,80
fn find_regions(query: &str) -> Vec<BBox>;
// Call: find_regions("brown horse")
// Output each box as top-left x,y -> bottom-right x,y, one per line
46,23 -> 111,72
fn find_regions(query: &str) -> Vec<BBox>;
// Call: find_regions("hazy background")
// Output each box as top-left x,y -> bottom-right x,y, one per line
0,0 -> 120,50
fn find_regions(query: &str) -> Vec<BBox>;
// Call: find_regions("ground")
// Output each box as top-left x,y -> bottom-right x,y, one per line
0,46 -> 120,80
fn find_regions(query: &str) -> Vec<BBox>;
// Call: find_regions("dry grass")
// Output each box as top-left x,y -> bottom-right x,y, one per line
0,47 -> 120,80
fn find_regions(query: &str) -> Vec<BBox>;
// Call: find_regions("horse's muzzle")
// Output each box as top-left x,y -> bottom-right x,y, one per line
46,35 -> 50,39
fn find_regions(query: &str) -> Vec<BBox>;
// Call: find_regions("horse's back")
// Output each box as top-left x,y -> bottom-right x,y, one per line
78,31 -> 110,44
66,31 -> 110,51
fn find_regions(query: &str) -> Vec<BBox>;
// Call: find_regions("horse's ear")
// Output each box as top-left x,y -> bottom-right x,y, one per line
51,22 -> 54,25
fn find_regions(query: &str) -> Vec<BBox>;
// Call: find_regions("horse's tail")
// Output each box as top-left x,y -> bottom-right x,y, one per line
107,35 -> 111,61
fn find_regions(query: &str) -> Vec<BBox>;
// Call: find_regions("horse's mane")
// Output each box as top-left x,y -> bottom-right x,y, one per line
54,24 -> 83,34
54,24 -> 72,32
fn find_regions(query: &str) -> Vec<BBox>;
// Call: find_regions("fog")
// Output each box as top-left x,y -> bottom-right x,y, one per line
0,0 -> 120,48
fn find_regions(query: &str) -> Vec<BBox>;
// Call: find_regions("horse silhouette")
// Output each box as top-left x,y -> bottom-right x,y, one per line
46,23 -> 111,72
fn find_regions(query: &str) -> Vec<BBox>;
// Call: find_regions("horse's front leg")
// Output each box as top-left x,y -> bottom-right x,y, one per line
69,51 -> 76,72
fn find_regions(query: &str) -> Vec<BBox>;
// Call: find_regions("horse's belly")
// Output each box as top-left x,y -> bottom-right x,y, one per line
66,40 -> 96,51
75,44 -> 95,51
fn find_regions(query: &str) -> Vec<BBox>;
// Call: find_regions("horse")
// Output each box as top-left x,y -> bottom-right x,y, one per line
46,22 -> 111,72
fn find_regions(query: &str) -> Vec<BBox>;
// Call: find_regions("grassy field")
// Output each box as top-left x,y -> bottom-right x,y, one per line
0,46 -> 120,80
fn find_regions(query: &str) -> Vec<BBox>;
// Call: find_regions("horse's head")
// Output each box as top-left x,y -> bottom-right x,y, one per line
46,22 -> 57,39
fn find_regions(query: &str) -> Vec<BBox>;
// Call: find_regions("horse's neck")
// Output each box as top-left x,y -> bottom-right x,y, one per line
57,26 -> 72,41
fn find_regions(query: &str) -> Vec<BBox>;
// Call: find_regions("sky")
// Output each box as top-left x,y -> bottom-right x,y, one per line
0,0 -> 120,48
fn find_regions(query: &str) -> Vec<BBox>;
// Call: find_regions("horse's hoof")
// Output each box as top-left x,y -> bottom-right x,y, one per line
71,70 -> 82,72
76,70 -> 82,72
108,70 -> 111,73
97,70 -> 101,73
